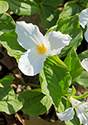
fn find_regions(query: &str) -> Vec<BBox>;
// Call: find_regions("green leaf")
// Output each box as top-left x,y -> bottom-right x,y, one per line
0,75 -> 14,86
0,30 -> 25,61
0,0 -> 9,14
64,48 -> 82,83
41,0 -> 63,6
0,76 -> 23,114
47,55 -> 67,68
40,59 -> 71,108
40,5 -> 60,29
39,0 -> 63,28
56,15 -> 83,58
76,70 -> 88,88
59,1 -> 87,19
0,13 -> 15,35
20,90 -> 52,116
6,0 -> 40,15
78,50 -> 88,61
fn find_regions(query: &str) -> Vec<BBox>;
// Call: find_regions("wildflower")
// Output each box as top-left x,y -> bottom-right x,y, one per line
56,97 -> 88,125
78,8 -> 88,42
81,58 -> 88,72
16,21 -> 72,76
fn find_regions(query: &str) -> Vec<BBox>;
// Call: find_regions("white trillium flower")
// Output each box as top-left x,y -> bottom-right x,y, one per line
81,58 -> 88,72
16,21 -> 72,76
56,97 -> 88,125
78,8 -> 88,42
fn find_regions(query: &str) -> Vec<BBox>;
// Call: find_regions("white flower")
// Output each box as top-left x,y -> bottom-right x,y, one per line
56,97 -> 88,125
81,58 -> 88,72
16,21 -> 72,76
78,8 -> 88,42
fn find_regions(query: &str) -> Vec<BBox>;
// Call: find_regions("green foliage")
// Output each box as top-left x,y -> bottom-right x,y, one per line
47,55 -> 67,68
0,13 -> 25,61
40,59 -> 71,108
0,76 -> 24,114
0,0 -> 9,14
0,30 -> 25,60
3,0 -> 63,29
59,1 -> 87,19
0,13 -> 15,35
64,48 -> 82,83
20,90 -> 52,116
56,15 -> 83,58
5,0 -> 40,15
76,70 -> 88,88
0,0 -> 88,123
78,50 -> 88,61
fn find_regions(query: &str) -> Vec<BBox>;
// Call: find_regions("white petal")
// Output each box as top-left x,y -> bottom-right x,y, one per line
81,58 -> 88,72
76,101 -> 88,114
78,8 -> 88,28
69,97 -> 81,107
44,31 -> 72,56
16,21 -> 44,50
85,24 -> 88,42
56,108 -> 75,121
18,48 -> 46,76
75,101 -> 88,124
77,113 -> 88,125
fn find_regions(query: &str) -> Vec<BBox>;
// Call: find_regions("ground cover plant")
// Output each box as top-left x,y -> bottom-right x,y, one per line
0,0 -> 88,124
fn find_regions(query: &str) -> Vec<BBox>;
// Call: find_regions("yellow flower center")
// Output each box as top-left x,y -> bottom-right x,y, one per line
37,43 -> 47,54
74,106 -> 77,109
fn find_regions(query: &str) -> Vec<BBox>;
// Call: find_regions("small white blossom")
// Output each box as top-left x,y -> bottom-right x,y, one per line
56,97 -> 88,125
81,58 -> 88,72
16,21 -> 72,76
78,8 -> 88,42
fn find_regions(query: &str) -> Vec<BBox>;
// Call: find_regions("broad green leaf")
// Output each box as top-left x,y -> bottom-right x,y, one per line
0,75 -> 14,86
40,59 -> 71,108
40,5 -> 60,29
56,15 -> 83,58
0,13 -> 15,35
0,0 -> 9,14
6,0 -> 40,15
78,50 -> 88,61
59,1 -> 87,19
0,30 -> 25,61
47,55 -> 67,68
64,48 -> 82,83
0,76 -> 23,114
41,0 -> 63,6
76,70 -> 88,88
20,90 -> 52,116
39,0 -> 63,28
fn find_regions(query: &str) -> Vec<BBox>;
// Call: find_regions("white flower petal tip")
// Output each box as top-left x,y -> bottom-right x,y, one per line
44,31 -> 72,56
16,21 -> 72,76
78,8 -> 88,28
56,108 -> 74,121
81,58 -> 88,72
18,49 -> 46,76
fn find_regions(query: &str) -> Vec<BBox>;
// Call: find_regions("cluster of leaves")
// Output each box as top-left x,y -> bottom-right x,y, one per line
0,0 -> 88,124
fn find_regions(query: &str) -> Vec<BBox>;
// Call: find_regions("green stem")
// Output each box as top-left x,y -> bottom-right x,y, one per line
72,92 -> 88,100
